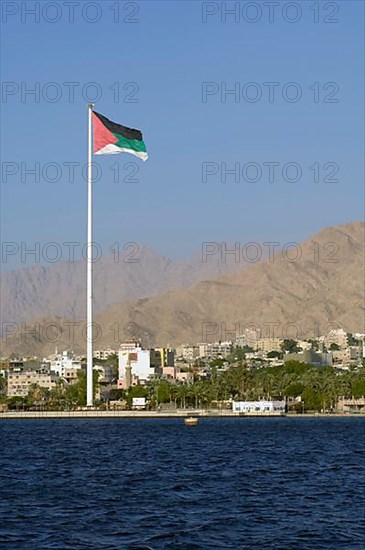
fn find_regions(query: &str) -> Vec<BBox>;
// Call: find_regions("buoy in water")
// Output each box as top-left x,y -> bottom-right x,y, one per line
184,417 -> 198,426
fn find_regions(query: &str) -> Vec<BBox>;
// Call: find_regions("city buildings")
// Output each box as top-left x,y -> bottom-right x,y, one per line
323,328 -> 349,349
117,342 -> 175,387
331,347 -> 361,364
7,368 -> 58,398
46,350 -> 82,377
255,338 -> 283,353
1,327 -> 364,404
198,341 -> 232,359
235,328 -> 260,348
337,397 -> 365,413
118,342 -> 153,381
175,345 -> 199,362
93,348 -> 118,360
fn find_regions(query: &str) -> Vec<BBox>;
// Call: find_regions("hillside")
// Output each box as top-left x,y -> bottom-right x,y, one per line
1,222 -> 364,357
0,245 -> 249,325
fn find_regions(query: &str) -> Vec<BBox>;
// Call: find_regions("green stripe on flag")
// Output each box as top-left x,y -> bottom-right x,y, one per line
113,132 -> 147,153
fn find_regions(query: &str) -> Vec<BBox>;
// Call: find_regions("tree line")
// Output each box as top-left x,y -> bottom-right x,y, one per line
3,361 -> 363,412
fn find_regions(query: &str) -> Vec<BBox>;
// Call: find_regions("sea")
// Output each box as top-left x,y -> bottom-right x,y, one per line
1,417 -> 364,549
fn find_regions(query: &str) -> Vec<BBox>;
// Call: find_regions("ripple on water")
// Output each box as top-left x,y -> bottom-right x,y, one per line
0,418 -> 364,549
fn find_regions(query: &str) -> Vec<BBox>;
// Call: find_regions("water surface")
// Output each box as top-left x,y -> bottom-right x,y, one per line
1,418 -> 364,549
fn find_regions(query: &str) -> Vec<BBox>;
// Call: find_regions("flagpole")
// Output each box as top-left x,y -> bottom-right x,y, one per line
86,103 -> 94,407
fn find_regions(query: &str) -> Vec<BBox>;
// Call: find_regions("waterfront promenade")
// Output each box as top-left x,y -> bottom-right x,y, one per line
1,410 -> 363,419
0,409 -> 280,419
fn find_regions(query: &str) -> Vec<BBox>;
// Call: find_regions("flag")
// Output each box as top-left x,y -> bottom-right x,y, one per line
92,111 -> 148,161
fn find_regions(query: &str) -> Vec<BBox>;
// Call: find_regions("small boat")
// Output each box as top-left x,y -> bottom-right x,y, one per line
184,417 -> 198,426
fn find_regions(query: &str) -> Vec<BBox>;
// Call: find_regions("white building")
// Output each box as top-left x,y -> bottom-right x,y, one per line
93,348 -> 117,360
297,340 -> 313,351
49,351 -> 82,377
233,400 -> 285,414
236,328 -> 260,348
324,329 -> 348,349
176,345 -> 200,362
332,347 -> 361,363
118,343 -> 154,382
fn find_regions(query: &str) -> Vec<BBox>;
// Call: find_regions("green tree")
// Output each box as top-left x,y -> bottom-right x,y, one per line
126,384 -> 149,407
329,343 -> 340,351
105,353 -> 119,378
6,396 -> 28,410
281,339 -> 301,353
347,333 -> 359,346
284,361 -> 312,376
301,387 -> 322,411
64,370 -> 99,407
27,384 -> 50,408
175,384 -> 189,409
285,382 -> 304,397
157,380 -> 172,404
308,339 -> 319,351
0,377 -> 7,403
210,358 -> 225,368
352,378 -> 365,398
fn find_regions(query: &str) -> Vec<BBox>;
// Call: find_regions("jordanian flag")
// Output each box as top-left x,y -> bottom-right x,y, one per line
93,111 -> 148,161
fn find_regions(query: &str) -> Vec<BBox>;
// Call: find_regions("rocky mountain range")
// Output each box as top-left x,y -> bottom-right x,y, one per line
1,245 -> 250,326
1,222 -> 364,357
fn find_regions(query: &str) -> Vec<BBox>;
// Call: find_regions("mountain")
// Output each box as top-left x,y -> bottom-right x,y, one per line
95,221 -> 365,346
1,222 -> 364,357
0,245 -> 253,326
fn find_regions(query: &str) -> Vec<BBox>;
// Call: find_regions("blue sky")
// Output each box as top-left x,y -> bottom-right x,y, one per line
1,0 -> 364,268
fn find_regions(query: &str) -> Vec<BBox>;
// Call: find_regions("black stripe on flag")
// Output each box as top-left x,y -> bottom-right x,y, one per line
93,111 -> 143,141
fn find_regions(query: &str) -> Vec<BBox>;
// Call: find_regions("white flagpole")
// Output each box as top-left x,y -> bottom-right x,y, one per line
86,103 -> 94,407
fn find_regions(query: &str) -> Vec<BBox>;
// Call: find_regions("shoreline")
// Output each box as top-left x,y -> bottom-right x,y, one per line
1,410 -> 364,419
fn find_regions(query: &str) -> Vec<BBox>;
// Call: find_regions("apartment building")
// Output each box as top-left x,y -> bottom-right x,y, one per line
118,342 -> 155,382
48,350 -> 82,377
255,338 -> 283,353
175,345 -> 200,362
236,328 -> 260,348
198,341 -> 232,359
7,369 -> 58,398
93,348 -> 118,360
324,329 -> 348,349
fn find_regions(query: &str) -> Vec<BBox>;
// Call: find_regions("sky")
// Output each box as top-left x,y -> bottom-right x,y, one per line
1,0 -> 364,269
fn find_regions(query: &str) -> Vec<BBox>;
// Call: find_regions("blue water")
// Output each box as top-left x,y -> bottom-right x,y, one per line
1,418 -> 364,549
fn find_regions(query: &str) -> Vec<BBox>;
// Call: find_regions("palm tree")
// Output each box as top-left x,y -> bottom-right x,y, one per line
176,384 -> 188,409
50,378 -> 66,409
27,383 -> 42,405
169,384 -> 179,408
189,382 -> 207,409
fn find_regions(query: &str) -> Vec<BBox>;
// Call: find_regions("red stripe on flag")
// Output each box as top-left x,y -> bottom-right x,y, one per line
92,112 -> 118,153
